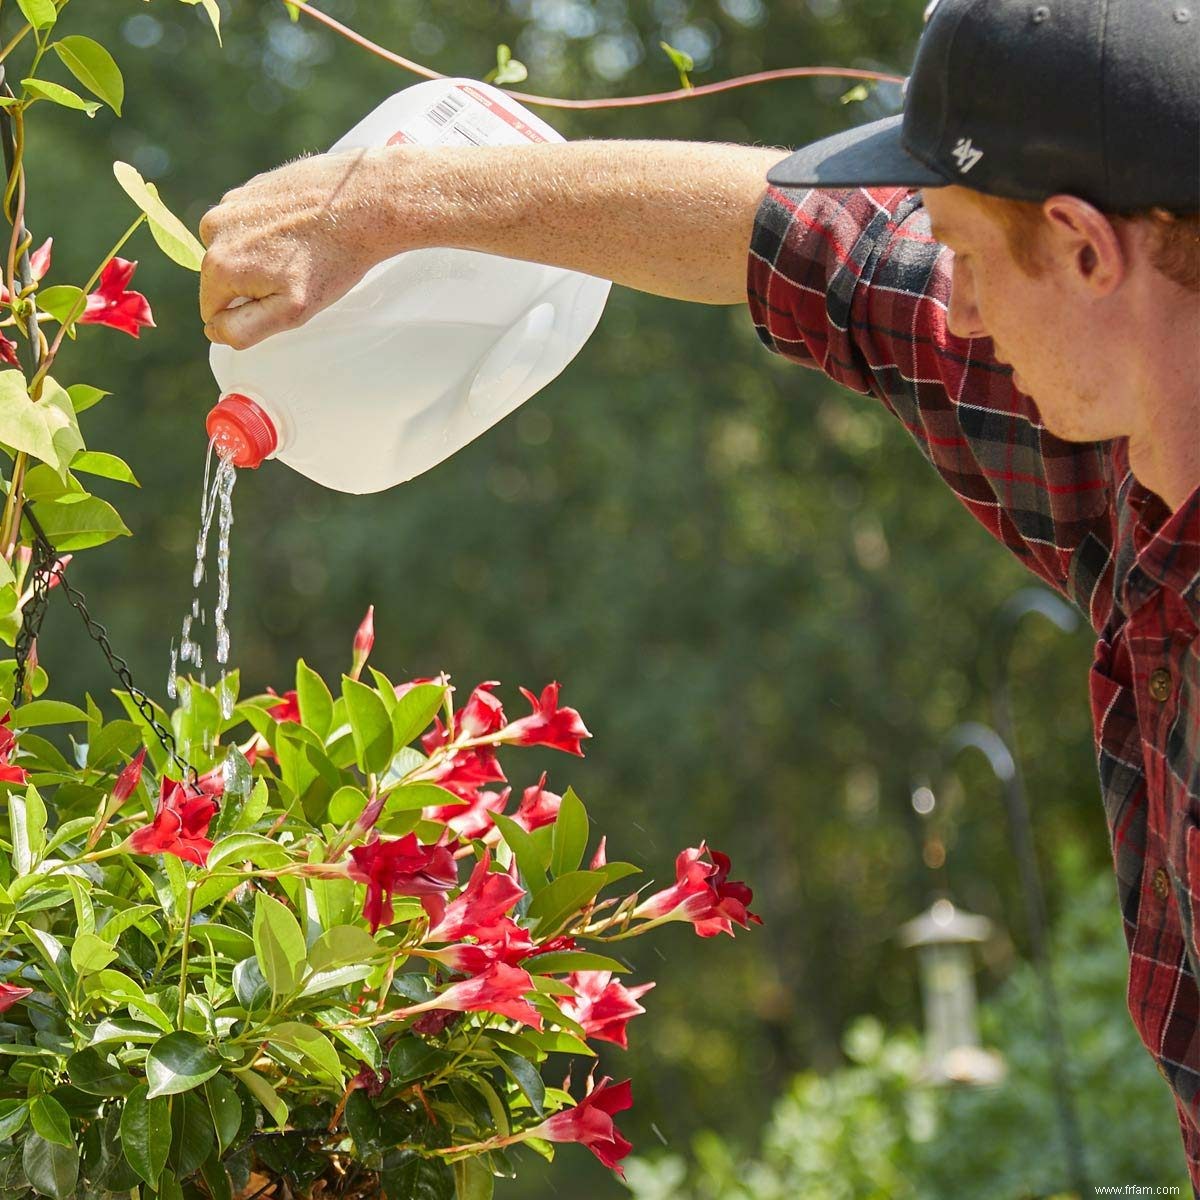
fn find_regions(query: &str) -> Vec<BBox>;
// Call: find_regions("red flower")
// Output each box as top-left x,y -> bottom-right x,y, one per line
128,779 -> 219,866
430,745 -> 506,803
111,748 -> 147,807
347,834 -> 458,933
633,843 -> 762,938
503,682 -> 591,756
0,982 -> 33,1013
400,962 -> 542,1029
266,687 -> 301,723
425,918 -> 539,975
350,605 -> 374,680
559,971 -> 655,1050
527,1076 -> 634,1176
0,714 -> 27,785
424,785 -> 510,840
29,237 -> 52,281
427,851 -> 524,943
79,258 -> 154,337
0,333 -> 18,367
460,681 -> 506,738
513,772 -> 562,832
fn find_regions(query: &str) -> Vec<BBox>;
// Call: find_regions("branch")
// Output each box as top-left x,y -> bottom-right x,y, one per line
280,0 -> 905,109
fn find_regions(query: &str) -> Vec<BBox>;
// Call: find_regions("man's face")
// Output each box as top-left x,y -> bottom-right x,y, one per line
922,185 -> 1125,444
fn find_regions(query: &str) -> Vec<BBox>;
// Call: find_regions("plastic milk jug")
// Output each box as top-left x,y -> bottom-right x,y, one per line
206,79 -> 611,494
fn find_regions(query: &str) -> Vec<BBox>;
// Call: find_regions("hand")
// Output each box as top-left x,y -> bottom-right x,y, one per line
199,148 -> 392,350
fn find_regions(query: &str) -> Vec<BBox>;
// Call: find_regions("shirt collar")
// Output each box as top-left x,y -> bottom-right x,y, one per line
1112,439 -> 1200,622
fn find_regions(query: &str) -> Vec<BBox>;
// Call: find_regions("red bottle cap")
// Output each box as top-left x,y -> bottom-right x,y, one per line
205,393 -> 278,469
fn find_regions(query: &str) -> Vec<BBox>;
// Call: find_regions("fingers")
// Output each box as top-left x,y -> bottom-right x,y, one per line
204,292 -> 306,351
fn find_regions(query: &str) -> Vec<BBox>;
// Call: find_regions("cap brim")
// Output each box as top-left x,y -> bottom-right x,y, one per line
766,114 -> 948,190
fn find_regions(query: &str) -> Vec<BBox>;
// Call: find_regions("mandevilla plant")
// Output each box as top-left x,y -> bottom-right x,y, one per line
0,4 -> 761,1200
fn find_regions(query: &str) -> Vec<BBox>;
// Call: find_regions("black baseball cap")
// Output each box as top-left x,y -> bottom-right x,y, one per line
767,0 -> 1200,212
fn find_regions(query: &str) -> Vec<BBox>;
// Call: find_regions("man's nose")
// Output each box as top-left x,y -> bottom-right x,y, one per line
946,262 -> 988,341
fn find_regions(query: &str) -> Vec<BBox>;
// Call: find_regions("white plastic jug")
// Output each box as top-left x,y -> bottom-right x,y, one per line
206,78 -> 611,494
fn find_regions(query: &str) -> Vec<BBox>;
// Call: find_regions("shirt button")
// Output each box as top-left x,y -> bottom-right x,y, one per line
1153,867 -> 1171,901
1149,668 -> 1173,702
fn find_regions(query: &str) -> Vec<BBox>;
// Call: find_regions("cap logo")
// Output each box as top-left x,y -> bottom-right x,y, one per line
951,137 -> 984,174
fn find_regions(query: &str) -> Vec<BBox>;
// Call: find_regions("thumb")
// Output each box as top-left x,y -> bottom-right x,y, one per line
204,292 -> 302,350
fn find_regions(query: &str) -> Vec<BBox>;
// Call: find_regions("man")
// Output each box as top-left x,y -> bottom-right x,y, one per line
200,0 -> 1200,1182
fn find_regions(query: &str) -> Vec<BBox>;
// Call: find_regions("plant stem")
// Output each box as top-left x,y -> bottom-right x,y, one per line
0,25 -> 33,67
177,879 -> 197,1025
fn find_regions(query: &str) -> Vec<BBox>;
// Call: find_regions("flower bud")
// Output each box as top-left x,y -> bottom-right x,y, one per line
350,604 -> 375,680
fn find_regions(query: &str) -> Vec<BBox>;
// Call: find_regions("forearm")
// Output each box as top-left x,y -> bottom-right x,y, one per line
367,140 -> 787,306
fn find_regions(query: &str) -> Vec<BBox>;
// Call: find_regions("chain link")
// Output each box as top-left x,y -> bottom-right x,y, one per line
14,510 -> 201,787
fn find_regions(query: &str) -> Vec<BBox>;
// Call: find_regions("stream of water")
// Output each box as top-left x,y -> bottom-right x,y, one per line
168,441 -> 238,735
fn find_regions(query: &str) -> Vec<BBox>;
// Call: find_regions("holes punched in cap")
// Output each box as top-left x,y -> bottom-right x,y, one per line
1175,7 -> 1192,22
1032,5 -> 1051,24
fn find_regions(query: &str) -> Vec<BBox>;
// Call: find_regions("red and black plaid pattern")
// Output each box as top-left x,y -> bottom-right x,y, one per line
747,185 -> 1200,1186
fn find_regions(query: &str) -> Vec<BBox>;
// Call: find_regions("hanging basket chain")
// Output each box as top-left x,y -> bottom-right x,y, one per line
0,79 -> 200,788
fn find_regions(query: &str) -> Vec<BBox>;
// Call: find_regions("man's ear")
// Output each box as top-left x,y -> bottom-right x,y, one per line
1041,194 -> 1126,295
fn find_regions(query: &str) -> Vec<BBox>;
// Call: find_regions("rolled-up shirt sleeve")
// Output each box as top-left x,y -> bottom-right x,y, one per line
745,184 -> 1112,603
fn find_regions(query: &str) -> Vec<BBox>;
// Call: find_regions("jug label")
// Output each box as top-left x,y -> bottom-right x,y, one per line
386,83 -> 549,150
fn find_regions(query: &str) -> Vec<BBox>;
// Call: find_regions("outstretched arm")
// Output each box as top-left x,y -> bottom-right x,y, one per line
199,140 -> 787,349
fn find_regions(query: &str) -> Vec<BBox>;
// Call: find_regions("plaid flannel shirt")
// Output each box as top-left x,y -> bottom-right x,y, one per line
747,184 -> 1200,1187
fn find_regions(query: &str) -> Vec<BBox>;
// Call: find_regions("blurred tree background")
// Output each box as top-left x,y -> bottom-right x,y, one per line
15,0 -> 1183,1195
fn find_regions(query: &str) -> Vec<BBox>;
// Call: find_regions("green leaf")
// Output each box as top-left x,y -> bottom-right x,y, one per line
67,383 -> 108,414
10,785 -> 47,875
253,891 -> 306,997
380,782 -> 463,813
342,677 -> 394,775
22,1134 -> 77,1200
204,1075 -> 241,1157
23,78 -> 100,116
296,658 -> 333,739
840,83 -> 871,105
390,682 -> 445,748
660,40 -> 694,88
0,371 -> 72,472
10,700 -> 89,727
521,949 -> 630,975
31,492 -> 130,551
69,450 -> 139,485
16,0 -> 57,32
65,1048 -> 134,1097
118,1083 -> 169,1186
181,0 -> 223,44
307,924 -> 382,974
168,1090 -> 214,1175
29,1096 -> 72,1148
70,932 -> 117,975
524,870 -> 606,935
35,285 -> 83,331
51,36 -> 123,115
113,161 -> 205,271
205,832 -> 290,873
492,812 -> 548,893
381,1151 -> 454,1200
201,1155 -> 232,1200
145,1032 -> 222,1098
550,787 -> 588,877
268,1023 -> 344,1084
493,1049 -> 545,1116
232,1069 -> 287,1128
0,1099 -> 27,1141
453,1157 -> 495,1200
